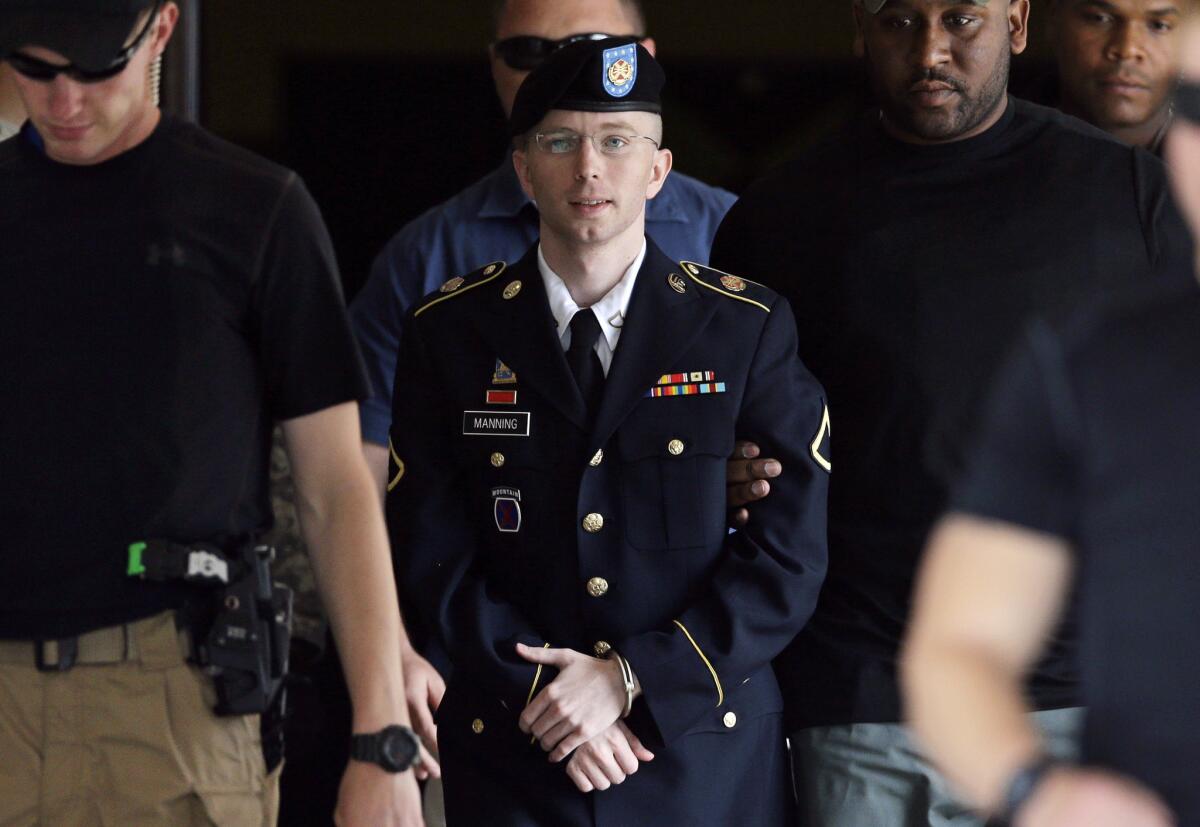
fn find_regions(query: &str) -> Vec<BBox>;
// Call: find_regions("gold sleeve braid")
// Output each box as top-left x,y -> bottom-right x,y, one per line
672,619 -> 724,707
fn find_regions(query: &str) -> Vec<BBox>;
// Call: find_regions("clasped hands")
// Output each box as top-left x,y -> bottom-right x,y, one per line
507,440 -> 781,794
516,642 -> 654,793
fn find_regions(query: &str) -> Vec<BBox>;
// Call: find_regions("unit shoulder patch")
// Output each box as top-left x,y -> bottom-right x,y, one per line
679,261 -> 773,313
414,260 -> 508,318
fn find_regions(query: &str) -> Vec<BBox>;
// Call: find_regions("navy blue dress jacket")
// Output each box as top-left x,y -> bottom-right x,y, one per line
386,238 -> 829,826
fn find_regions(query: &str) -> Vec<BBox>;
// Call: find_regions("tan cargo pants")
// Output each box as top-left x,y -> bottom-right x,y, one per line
0,611 -> 280,827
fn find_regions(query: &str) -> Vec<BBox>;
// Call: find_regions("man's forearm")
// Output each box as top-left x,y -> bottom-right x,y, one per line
902,517 -> 1076,814
902,641 -> 1044,812
301,467 -> 408,731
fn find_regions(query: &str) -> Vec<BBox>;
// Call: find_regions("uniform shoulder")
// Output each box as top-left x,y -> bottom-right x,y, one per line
411,259 -> 511,319
679,260 -> 778,313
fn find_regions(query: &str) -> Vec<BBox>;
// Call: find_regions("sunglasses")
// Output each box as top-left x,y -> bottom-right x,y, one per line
492,32 -> 641,71
5,0 -> 162,83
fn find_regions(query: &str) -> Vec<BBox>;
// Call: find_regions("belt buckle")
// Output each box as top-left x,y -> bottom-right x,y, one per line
35,637 -> 79,672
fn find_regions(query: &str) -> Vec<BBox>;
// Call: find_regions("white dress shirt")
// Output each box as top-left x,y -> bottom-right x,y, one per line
537,240 -> 647,377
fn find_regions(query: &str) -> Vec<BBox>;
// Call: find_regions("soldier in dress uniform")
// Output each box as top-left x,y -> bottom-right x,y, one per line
386,39 -> 829,826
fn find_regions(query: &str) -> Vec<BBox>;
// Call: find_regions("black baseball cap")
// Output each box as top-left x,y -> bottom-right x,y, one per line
509,38 -> 664,137
0,0 -> 158,73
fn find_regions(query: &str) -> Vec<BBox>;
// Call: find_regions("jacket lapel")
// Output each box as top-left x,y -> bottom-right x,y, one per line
592,240 -> 717,447
474,246 -> 590,431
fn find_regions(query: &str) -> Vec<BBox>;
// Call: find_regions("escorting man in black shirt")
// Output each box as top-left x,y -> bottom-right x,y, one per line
903,23 -> 1200,825
1046,0 -> 1194,155
387,39 -> 830,826
710,0 -> 1195,824
0,2 -> 425,825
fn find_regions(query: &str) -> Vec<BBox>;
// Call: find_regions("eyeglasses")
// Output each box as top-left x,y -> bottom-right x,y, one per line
492,32 -> 640,71
5,0 -> 162,84
532,130 -> 660,157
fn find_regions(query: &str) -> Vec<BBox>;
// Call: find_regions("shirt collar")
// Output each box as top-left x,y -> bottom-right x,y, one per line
537,239 -> 647,352
476,157 -> 689,224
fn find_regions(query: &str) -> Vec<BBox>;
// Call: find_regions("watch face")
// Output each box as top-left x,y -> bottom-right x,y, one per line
379,725 -> 419,772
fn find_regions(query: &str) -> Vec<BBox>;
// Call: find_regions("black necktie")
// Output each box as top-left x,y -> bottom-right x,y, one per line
567,309 -> 605,418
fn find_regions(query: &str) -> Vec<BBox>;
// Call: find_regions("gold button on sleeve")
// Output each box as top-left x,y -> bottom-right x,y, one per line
668,439 -> 685,456
593,640 -> 612,657
490,452 -> 505,468
582,512 -> 604,533
472,718 -> 485,734
586,577 -> 609,598
723,711 -> 737,728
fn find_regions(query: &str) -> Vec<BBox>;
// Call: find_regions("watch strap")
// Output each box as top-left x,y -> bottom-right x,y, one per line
349,731 -> 384,764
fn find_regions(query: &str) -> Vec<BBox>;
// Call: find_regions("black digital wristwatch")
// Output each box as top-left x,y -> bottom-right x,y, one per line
349,725 -> 422,773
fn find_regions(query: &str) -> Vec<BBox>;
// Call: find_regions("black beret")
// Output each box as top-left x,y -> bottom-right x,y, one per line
509,39 -> 664,137
0,0 -> 158,72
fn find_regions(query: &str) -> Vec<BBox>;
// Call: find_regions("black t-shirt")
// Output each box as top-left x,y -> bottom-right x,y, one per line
0,117 -> 368,639
710,97 -> 1195,729
952,283 -> 1200,825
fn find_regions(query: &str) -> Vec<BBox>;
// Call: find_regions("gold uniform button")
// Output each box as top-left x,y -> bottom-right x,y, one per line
723,711 -> 737,729
502,280 -> 523,300
472,718 -> 485,734
667,439 -> 685,456
582,512 -> 604,533
586,577 -> 609,598
490,452 -> 505,468
589,448 -> 604,467
593,640 -> 612,657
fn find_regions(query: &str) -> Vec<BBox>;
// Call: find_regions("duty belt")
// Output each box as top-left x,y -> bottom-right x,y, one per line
0,614 -> 191,671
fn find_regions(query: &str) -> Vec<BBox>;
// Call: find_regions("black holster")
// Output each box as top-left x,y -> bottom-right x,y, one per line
136,539 -> 293,718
